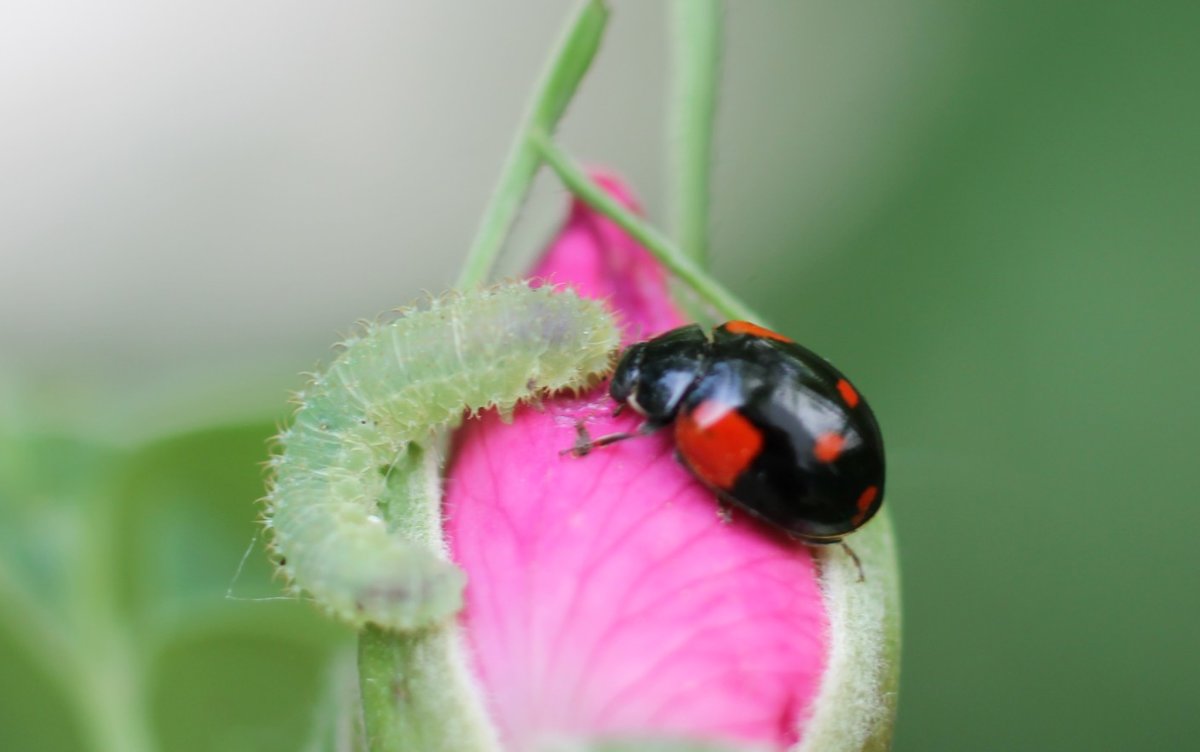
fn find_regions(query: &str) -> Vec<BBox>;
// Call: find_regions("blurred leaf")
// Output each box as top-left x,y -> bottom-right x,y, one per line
112,423 -> 287,621
0,432 -> 114,751
116,424 -> 348,748
0,433 -> 120,624
0,629 -> 84,751
149,630 -> 336,752
0,422 -> 347,752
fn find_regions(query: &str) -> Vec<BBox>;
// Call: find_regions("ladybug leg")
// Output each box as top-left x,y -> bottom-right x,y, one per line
795,538 -> 867,582
563,421 -> 656,457
839,541 -> 866,583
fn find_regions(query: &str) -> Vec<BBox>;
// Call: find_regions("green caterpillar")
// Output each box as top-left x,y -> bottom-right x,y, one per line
264,282 -> 620,631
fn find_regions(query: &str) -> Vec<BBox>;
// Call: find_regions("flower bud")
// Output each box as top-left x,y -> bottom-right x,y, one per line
443,174 -> 900,752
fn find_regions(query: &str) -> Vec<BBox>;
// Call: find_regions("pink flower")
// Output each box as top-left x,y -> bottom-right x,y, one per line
444,175 -> 895,751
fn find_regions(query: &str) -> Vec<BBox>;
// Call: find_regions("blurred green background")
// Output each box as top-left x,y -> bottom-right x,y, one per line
2,2 -> 1197,750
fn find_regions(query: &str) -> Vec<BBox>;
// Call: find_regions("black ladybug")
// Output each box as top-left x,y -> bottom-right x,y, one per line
572,321 -> 885,572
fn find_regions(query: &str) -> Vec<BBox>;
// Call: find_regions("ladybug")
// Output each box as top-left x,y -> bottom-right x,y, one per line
572,320 -> 885,571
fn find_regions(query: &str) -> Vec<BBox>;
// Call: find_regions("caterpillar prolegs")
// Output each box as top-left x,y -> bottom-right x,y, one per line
263,282 -> 621,630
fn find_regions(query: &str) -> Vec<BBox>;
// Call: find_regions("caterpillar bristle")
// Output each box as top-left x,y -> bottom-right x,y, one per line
376,308 -> 405,325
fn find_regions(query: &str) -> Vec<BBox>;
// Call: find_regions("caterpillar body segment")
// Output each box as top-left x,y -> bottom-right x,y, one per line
264,282 -> 621,630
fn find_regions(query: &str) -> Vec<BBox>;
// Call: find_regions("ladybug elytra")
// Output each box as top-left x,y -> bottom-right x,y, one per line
572,321 -> 885,563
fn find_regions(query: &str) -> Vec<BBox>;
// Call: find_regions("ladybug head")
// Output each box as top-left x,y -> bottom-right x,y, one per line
608,341 -> 647,409
608,325 -> 712,427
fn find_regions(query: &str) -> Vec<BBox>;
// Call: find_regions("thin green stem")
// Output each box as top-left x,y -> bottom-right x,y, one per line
75,648 -> 155,752
0,561 -> 80,692
456,0 -> 610,288
72,486 -> 154,752
668,0 -> 722,268
0,592 -> 152,752
0,479 -> 154,752
0,498 -> 155,752
531,129 -> 765,324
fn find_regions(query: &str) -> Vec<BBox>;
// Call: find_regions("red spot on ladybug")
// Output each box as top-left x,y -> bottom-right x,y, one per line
723,320 -> 794,343
836,379 -> 860,408
674,400 -> 763,491
852,485 -> 879,526
813,432 -> 846,463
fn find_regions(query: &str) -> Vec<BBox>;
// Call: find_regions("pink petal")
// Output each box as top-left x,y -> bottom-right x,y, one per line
528,171 -> 683,343
445,174 -> 828,751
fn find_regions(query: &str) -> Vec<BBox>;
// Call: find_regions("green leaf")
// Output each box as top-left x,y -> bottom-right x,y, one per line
0,592 -> 87,751
0,433 -> 121,626
148,630 -> 338,752
111,423 -> 287,618
113,423 -> 349,750
0,421 -> 350,752
0,432 -> 116,751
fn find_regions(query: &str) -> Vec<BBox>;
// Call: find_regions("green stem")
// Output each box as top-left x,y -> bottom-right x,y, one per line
456,0 -> 610,288
0,561 -> 80,696
668,0 -> 722,267
0,495 -> 154,752
75,645 -> 155,752
531,129 -> 765,324
358,626 -> 497,752
72,486 -> 154,752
